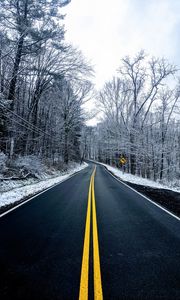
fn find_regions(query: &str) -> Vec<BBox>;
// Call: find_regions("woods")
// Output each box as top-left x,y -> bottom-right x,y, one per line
83,52 -> 180,184
0,0 -> 93,170
0,1 -> 179,186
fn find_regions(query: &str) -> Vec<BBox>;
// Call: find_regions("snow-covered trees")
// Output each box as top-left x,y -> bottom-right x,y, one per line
0,0 -> 67,102
0,0 -> 93,166
89,52 -> 180,183
1,0 -> 179,187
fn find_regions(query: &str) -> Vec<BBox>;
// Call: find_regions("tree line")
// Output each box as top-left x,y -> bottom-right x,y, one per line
1,1 -> 179,184
0,0 -> 93,167
82,51 -> 180,183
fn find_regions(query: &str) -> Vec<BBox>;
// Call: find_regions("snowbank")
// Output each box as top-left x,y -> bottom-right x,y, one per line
0,162 -> 88,210
99,162 -> 180,193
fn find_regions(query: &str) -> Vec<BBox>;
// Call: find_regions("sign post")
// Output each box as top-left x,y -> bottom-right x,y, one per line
119,156 -> 127,173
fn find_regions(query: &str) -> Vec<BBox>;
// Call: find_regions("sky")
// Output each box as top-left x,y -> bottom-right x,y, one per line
62,0 -> 180,88
61,0 -> 180,124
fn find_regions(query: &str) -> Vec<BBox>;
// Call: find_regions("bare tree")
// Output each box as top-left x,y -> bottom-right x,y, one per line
94,52 -> 179,184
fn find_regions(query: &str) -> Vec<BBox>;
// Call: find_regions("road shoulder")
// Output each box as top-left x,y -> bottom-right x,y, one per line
0,163 -> 88,217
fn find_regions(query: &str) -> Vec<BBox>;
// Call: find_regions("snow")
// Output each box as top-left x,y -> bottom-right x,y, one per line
98,162 -> 180,193
0,162 -> 88,210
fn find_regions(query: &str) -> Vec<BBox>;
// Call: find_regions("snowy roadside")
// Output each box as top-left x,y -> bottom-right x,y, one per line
0,162 -> 88,214
98,162 -> 180,193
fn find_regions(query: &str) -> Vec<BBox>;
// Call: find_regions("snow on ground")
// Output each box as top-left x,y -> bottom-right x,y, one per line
99,162 -> 180,193
0,162 -> 88,209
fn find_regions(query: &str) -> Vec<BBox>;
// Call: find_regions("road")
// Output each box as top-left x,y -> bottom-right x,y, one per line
0,163 -> 180,299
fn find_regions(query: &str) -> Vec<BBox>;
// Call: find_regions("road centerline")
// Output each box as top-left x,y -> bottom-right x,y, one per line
79,166 -> 103,300
92,167 -> 103,300
79,170 -> 93,300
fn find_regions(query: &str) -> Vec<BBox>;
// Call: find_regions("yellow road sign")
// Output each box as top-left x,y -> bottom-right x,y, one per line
119,157 -> 127,165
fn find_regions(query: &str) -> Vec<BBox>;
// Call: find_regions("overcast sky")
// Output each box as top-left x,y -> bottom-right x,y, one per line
62,0 -> 180,89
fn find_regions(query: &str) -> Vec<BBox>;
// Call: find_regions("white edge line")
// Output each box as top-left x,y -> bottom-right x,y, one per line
104,167 -> 180,221
0,165 -> 88,218
88,159 -> 180,222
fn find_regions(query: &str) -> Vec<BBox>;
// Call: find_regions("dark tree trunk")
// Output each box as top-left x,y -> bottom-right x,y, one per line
130,132 -> 136,175
64,129 -> 69,164
160,146 -> 164,180
8,36 -> 24,103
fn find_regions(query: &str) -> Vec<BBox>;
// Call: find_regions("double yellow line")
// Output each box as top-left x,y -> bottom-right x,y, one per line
79,166 -> 103,300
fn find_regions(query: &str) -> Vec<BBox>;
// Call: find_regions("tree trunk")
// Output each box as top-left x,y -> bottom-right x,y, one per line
64,129 -> 69,164
130,132 -> 136,175
160,146 -> 164,180
8,36 -> 24,102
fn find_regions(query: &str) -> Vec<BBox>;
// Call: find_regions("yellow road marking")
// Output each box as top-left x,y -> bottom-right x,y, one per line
79,171 -> 93,300
79,167 -> 103,300
92,167 -> 103,300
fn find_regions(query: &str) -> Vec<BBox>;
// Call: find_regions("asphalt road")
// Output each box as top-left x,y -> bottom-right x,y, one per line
0,163 -> 180,299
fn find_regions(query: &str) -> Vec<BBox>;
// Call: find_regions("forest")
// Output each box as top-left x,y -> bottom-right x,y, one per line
0,0 -> 180,186
0,0 -> 93,179
83,52 -> 180,184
